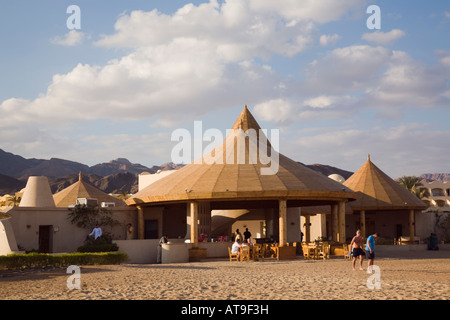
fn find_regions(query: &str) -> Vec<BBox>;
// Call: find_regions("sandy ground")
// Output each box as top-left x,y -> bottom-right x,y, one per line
1,250 -> 449,301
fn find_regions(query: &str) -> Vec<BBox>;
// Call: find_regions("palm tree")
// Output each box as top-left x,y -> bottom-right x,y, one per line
116,191 -> 130,201
398,176 -> 430,199
6,195 -> 21,206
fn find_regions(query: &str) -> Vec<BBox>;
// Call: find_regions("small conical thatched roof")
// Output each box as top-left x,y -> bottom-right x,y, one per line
127,106 -> 355,206
343,155 -> 427,211
53,172 -> 126,207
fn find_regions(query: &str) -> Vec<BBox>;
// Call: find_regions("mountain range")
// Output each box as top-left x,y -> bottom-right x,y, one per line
0,148 -> 447,196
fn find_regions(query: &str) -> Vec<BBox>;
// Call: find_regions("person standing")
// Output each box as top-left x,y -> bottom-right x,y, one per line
234,229 -> 243,243
243,228 -> 252,242
89,224 -> 102,240
365,232 -> 379,272
126,223 -> 134,240
157,235 -> 168,264
350,229 -> 365,271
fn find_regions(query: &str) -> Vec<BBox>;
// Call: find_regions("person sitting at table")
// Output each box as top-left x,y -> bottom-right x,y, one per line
231,238 -> 242,260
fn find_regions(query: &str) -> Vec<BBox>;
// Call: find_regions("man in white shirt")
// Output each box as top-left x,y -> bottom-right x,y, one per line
231,239 -> 242,260
89,224 -> 102,240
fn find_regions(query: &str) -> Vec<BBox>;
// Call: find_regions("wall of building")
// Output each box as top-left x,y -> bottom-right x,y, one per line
7,206 -> 137,253
0,219 -> 20,255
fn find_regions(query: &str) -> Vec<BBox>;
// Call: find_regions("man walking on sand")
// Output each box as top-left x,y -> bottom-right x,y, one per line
365,232 -> 378,272
350,229 -> 365,271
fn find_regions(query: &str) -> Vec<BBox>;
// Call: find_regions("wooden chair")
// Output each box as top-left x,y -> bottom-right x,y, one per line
228,247 -> 239,262
320,242 -> 331,260
343,244 -> 352,259
302,242 -> 315,260
240,245 -> 251,262
253,244 -> 265,261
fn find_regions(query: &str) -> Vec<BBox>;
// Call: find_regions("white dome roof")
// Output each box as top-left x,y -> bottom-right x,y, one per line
328,174 -> 345,184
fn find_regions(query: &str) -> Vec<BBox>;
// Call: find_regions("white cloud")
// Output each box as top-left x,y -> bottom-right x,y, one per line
319,34 -> 341,46
50,30 -> 85,46
361,29 -> 406,45
253,99 -> 293,124
286,123 -> 450,178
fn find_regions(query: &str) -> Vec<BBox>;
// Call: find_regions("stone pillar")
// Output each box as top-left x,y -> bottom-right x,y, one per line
279,200 -> 287,247
409,209 -> 415,242
137,205 -> 144,240
338,201 -> 346,243
331,204 -> 338,242
360,210 -> 366,238
190,201 -> 199,248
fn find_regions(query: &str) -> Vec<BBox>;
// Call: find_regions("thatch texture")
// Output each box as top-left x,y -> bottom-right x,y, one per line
343,155 -> 427,211
53,173 -> 126,207
127,106 -> 355,206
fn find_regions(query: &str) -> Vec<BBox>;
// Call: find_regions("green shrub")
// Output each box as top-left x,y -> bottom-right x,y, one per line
0,252 -> 128,270
77,243 -> 119,253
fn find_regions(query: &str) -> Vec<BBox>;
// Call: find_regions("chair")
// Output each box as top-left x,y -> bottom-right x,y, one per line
302,242 -> 316,260
253,244 -> 265,261
228,247 -> 239,262
320,242 -> 331,260
240,245 -> 251,262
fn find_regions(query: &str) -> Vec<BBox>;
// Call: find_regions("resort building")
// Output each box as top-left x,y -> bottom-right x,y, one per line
125,106 -> 356,261
0,106 -> 442,261
420,180 -> 450,213
343,155 -> 427,243
3,174 -> 135,254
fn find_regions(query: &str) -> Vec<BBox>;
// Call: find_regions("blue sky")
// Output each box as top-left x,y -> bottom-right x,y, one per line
0,0 -> 449,178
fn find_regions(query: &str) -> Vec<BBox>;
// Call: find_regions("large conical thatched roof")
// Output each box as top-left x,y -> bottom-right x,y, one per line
343,155 -> 427,211
53,173 -> 126,207
127,106 -> 355,206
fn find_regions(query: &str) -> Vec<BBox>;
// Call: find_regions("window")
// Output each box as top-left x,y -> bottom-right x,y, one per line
431,188 -> 445,197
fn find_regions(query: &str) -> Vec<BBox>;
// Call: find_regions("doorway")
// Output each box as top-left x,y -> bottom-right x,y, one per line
395,224 -> 403,239
144,220 -> 158,239
39,225 -> 53,253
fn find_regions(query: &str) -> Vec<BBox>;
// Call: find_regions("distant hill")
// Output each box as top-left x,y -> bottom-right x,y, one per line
2,148 -> 446,197
0,173 -> 26,195
419,173 -> 450,182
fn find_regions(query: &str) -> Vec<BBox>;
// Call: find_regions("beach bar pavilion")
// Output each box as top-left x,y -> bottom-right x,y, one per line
126,106 -> 356,261
343,155 -> 427,242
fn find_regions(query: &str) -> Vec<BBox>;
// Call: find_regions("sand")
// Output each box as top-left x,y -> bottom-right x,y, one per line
1,250 -> 449,301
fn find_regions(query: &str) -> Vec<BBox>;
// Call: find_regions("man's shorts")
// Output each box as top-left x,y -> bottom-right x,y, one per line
352,248 -> 365,258
365,250 -> 375,259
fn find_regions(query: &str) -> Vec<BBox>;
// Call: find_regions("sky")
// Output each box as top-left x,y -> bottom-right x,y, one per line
0,0 -> 449,179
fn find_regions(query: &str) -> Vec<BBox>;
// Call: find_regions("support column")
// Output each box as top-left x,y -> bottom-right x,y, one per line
137,205 -> 144,240
190,201 -> 199,248
409,209 -> 415,242
279,200 -> 287,247
331,204 -> 338,242
338,201 -> 346,243
360,210 -> 366,238
304,215 -> 311,243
